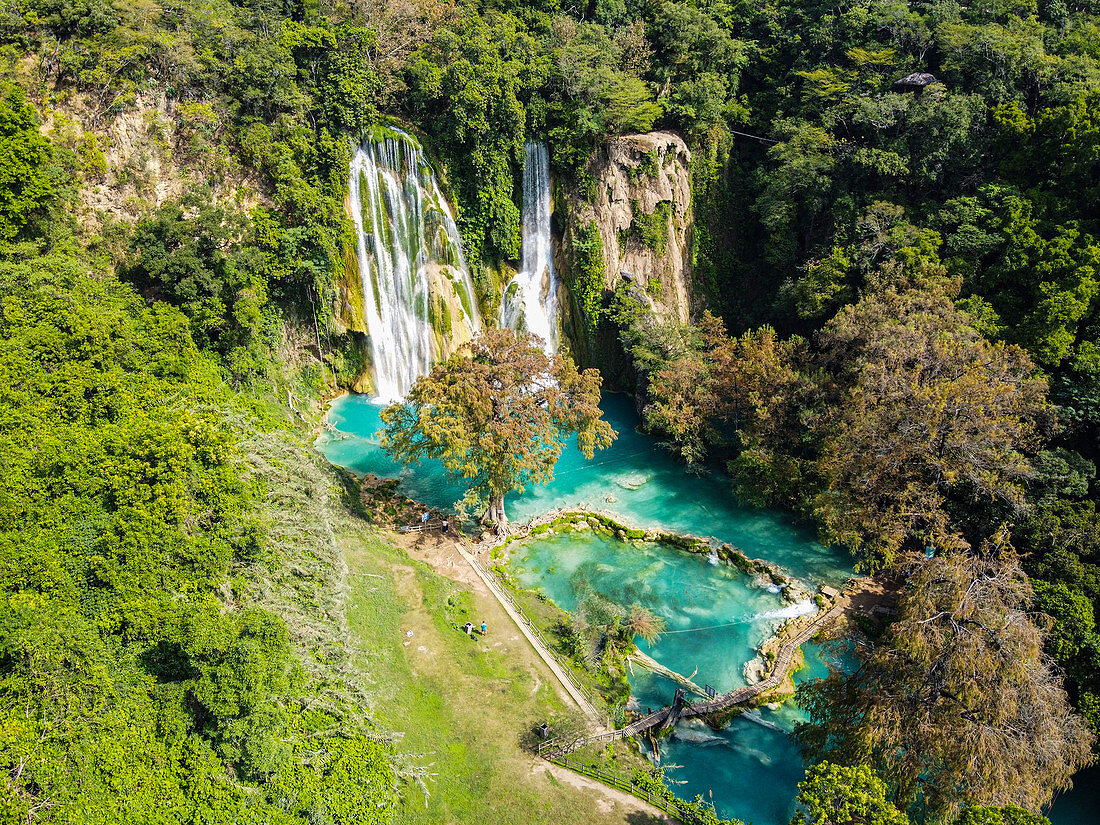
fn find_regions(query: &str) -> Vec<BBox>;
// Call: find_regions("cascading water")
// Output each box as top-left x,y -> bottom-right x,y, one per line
348,127 -> 481,401
498,142 -> 560,352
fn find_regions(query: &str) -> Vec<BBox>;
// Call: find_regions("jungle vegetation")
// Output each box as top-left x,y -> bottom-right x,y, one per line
1,0 -> 1100,823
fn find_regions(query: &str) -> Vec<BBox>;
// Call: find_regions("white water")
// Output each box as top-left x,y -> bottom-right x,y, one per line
753,600 -> 818,622
348,128 -> 481,401
498,142 -> 560,352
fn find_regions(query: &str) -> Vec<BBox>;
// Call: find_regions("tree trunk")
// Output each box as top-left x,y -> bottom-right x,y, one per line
482,494 -> 509,536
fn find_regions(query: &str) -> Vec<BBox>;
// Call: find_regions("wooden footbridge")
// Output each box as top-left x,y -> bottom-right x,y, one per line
538,600 -> 846,761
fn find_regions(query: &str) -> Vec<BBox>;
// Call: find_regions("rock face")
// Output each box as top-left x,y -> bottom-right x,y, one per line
558,131 -> 697,383
570,132 -> 695,323
41,90 -> 266,236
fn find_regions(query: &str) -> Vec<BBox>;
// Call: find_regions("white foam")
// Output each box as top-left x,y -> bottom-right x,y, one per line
739,709 -> 786,733
751,600 -> 817,622
674,720 -> 729,746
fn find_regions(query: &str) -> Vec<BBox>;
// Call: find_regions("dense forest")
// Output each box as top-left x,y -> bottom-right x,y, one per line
2,0 -> 1099,823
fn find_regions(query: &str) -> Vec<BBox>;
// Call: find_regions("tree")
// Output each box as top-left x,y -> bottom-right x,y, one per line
123,196 -> 271,378
797,539 -> 1094,823
380,329 -> 615,533
790,762 -> 910,825
616,304 -> 810,489
811,283 -> 1051,569
954,805 -> 1052,825
0,83 -> 54,241
1017,496 -> 1100,733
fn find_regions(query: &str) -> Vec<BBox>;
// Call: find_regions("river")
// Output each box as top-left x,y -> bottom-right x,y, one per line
316,391 -> 1094,825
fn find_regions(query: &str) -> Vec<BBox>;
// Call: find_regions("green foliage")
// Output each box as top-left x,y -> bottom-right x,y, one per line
0,245 -> 396,823
264,706 -> 397,825
954,805 -> 1051,825
631,201 -> 672,255
0,82 -> 55,240
122,195 -> 272,378
790,762 -> 910,825
1017,496 -> 1100,733
547,20 -> 661,163
404,11 -> 537,267
6,0 -> 1100,813
568,221 -> 606,328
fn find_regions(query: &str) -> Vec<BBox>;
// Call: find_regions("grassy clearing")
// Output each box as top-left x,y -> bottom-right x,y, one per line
340,528 -> 670,825
504,578 -> 633,711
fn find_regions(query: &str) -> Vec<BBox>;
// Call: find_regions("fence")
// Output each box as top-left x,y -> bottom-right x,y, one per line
463,549 -> 604,720
541,753 -> 720,825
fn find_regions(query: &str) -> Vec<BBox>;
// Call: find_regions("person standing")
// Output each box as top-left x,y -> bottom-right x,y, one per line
442,518 -> 449,535
480,621 -> 487,635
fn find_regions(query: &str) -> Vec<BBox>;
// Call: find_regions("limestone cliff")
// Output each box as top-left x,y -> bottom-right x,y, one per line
39,90 -> 265,236
557,132 -> 697,382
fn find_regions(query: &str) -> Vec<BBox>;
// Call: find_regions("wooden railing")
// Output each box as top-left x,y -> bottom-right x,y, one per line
540,752 -> 722,825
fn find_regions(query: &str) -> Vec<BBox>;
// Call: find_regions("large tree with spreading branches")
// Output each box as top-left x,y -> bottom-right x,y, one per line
797,536 -> 1094,823
380,328 -> 615,533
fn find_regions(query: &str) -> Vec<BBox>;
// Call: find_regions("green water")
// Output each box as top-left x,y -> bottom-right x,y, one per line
1047,764 -> 1100,825
642,644 -> 842,825
509,530 -> 815,704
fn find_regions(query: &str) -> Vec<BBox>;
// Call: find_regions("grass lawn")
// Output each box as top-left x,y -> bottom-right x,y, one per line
340,528 -> 671,825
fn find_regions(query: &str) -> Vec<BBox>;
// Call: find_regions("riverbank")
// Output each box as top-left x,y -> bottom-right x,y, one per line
381,500 -> 895,722
340,526 -> 675,824
318,392 -> 866,823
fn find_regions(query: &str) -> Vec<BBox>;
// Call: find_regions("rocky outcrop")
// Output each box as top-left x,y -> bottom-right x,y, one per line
556,131 -> 697,385
565,132 -> 696,322
39,90 -> 265,236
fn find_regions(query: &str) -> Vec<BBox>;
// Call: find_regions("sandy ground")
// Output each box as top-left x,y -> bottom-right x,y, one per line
534,763 -> 675,821
391,526 -> 486,588
834,574 -> 900,624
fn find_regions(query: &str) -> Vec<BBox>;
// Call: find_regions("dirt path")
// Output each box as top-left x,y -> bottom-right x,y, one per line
535,763 -> 676,822
341,529 -> 675,825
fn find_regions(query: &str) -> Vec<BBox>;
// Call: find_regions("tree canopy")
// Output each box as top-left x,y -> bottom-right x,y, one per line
790,762 -> 910,825
0,245 -> 397,823
380,328 -> 614,533
797,542 -> 1093,822
3,0 -> 1100,818
0,83 -> 54,241
810,283 -> 1050,568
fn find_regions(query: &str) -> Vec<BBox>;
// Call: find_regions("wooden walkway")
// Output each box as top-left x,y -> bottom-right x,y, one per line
539,601 -> 845,760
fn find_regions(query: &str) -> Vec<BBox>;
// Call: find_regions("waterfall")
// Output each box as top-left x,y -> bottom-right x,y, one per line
348,127 -> 481,402
499,142 -> 560,352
